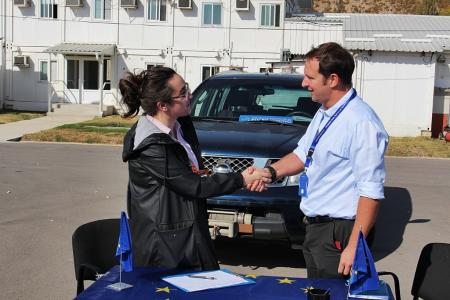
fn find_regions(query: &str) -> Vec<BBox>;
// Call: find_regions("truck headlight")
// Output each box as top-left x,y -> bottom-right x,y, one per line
287,174 -> 300,186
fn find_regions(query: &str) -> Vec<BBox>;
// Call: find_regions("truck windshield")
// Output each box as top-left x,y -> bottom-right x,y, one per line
191,79 -> 319,124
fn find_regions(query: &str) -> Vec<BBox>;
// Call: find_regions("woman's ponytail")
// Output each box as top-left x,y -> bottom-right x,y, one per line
119,67 -> 176,118
119,72 -> 143,118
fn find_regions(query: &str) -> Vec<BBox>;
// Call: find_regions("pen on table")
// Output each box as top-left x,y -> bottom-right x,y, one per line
188,275 -> 216,280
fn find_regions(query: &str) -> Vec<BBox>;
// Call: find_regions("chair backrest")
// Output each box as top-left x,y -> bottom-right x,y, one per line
411,243 -> 450,300
296,97 -> 320,117
72,218 -> 120,282
227,89 -> 252,108
219,89 -> 256,117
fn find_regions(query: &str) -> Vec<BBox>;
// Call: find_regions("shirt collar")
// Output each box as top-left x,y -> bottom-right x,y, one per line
319,88 -> 355,117
145,115 -> 180,136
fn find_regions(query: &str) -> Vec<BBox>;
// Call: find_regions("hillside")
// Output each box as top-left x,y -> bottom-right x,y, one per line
312,0 -> 450,15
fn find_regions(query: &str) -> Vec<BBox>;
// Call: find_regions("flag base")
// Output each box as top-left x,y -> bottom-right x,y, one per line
107,282 -> 133,291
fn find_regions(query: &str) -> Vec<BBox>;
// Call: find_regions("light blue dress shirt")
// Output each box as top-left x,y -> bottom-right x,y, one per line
293,88 -> 389,219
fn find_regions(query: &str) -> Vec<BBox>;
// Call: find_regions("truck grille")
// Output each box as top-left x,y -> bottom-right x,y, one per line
202,156 -> 288,187
202,156 -> 254,173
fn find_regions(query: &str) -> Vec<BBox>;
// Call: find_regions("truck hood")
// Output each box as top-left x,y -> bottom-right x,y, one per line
193,120 -> 307,158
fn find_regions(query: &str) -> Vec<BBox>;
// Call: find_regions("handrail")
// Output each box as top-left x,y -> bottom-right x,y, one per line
100,81 -> 117,115
102,81 -> 111,89
47,80 -> 79,112
48,80 -> 116,114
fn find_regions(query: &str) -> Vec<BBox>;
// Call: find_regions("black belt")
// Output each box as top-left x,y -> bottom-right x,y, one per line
303,216 -> 354,225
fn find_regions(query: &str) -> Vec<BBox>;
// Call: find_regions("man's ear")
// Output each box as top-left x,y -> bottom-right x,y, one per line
328,73 -> 340,88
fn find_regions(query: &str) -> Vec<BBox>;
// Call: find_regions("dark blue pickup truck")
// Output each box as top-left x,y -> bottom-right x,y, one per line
190,72 -> 320,246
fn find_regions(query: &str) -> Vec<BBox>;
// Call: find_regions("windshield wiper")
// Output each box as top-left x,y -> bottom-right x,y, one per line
243,120 -> 297,126
193,118 -> 237,123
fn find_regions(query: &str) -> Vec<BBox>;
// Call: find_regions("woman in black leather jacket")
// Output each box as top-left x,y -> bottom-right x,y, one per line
119,67 -> 269,271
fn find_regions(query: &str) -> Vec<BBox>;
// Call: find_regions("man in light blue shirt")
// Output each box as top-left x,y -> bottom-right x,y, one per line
256,42 -> 388,278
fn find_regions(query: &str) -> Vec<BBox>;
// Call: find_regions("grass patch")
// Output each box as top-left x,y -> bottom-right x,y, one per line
0,110 -> 45,124
387,137 -> 450,158
22,115 -> 136,144
57,123 -> 130,133
76,115 -> 137,128
21,116 -> 450,158
22,128 -> 126,144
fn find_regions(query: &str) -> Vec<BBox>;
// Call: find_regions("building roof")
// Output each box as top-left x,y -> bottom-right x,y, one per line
287,14 -> 346,24
343,14 -> 450,52
44,43 -> 116,56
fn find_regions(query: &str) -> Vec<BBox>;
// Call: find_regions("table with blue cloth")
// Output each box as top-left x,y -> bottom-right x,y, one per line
75,265 -> 392,300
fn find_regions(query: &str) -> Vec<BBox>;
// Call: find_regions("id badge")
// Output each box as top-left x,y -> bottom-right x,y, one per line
299,171 -> 308,197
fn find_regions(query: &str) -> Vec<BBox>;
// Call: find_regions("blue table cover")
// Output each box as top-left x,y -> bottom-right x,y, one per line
75,265 -> 391,300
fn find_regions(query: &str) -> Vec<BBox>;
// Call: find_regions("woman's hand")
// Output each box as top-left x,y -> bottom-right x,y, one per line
241,167 -> 271,192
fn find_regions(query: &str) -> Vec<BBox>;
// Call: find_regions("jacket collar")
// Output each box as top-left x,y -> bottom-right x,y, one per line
122,117 -> 177,162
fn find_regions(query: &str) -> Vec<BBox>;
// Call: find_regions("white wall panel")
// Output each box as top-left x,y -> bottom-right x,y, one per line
355,52 -> 435,136
435,58 -> 450,88
284,21 -> 342,54
231,28 -> 282,53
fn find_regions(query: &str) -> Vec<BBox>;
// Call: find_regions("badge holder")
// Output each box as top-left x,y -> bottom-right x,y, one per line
299,171 -> 308,197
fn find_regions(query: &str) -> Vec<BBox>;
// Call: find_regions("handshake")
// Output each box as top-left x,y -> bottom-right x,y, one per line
241,166 -> 274,192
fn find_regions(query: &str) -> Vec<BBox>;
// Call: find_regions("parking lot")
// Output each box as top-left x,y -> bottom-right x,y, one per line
0,142 -> 449,299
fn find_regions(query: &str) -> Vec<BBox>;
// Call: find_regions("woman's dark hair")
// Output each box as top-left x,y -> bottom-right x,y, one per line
305,42 -> 355,88
119,66 -> 177,118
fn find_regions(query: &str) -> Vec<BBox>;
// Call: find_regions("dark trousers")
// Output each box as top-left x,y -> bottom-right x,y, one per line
302,219 -> 355,279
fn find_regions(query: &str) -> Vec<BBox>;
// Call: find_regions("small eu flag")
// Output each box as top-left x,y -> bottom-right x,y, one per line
116,211 -> 133,272
348,230 -> 379,295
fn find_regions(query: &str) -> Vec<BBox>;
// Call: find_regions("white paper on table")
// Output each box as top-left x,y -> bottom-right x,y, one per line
161,269 -> 255,292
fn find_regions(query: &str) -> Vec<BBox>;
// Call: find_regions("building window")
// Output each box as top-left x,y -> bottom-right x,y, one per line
40,0 -> 57,19
94,0 -> 112,20
103,59 -> 111,90
203,3 -> 221,26
147,0 -> 167,22
260,4 -> 280,27
84,61 -> 99,90
67,60 -> 79,89
259,67 -> 273,73
202,66 -> 220,81
50,60 -> 57,81
40,61 -> 48,81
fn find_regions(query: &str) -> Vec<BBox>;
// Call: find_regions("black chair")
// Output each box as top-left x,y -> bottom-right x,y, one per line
378,271 -> 401,300
219,90 -> 253,117
296,97 -> 320,117
72,218 -> 120,295
410,243 -> 450,300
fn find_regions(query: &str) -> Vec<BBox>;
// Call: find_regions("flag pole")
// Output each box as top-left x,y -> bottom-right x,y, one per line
119,252 -> 123,285
106,211 -> 133,291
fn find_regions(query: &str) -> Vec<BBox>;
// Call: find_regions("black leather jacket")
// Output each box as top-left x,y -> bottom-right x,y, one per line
122,116 -> 243,271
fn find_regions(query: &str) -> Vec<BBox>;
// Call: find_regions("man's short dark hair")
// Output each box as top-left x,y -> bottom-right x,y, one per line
305,42 -> 355,88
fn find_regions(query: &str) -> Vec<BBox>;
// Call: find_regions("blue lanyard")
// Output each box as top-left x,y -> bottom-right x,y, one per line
304,90 -> 357,170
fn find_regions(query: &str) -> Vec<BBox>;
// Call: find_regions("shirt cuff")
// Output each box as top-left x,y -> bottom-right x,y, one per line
357,181 -> 385,200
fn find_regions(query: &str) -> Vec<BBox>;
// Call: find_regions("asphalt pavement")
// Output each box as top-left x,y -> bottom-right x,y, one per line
0,142 -> 449,299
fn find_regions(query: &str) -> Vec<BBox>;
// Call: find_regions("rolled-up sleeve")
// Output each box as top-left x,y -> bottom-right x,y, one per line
293,135 -> 307,164
350,120 -> 389,200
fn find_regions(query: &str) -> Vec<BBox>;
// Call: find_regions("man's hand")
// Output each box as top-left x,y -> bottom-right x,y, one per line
241,166 -> 271,192
338,243 -> 356,276
338,197 -> 380,276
